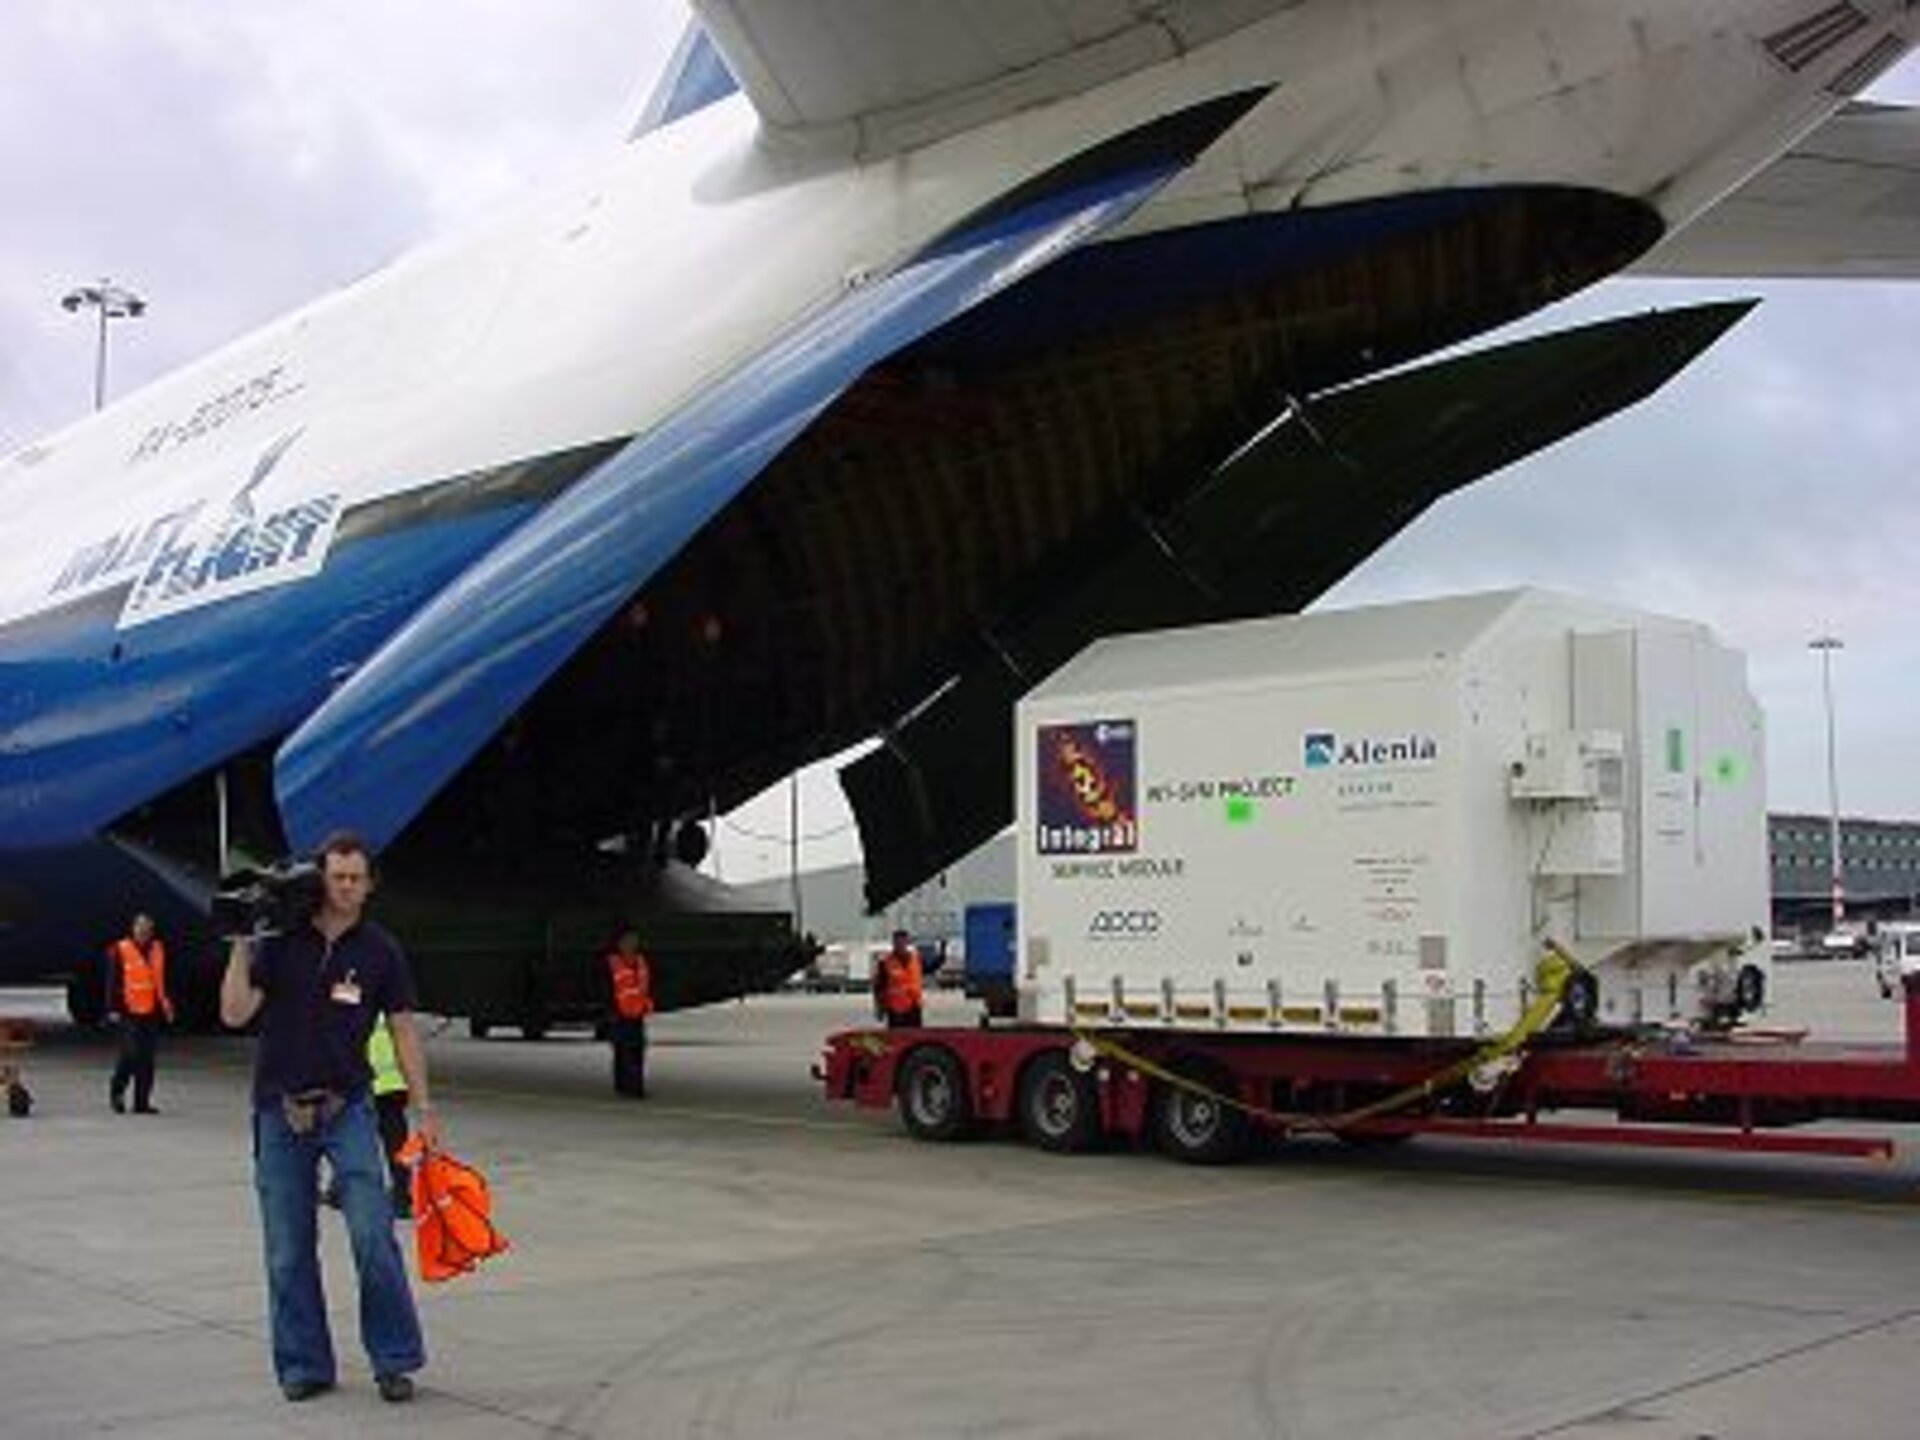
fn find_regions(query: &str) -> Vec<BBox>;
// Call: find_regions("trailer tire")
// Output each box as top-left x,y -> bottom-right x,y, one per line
1735,963 -> 1767,1014
897,1046 -> 973,1143
1153,1066 -> 1250,1165
1017,1051 -> 1103,1153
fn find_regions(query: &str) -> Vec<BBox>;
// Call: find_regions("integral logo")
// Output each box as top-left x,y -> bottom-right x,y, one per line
1304,730 -> 1439,770
1087,909 -> 1160,941
1037,721 -> 1138,856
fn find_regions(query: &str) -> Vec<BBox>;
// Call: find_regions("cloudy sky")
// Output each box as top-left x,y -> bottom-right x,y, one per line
3,5 -> 1917,882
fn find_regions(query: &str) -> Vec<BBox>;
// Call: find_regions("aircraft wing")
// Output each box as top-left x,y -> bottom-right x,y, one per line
274,93 -> 1267,855
688,0 -> 1277,151
1636,103 -> 1920,278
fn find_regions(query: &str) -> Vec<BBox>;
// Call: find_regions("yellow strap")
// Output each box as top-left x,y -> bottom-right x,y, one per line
1071,945 -> 1577,1138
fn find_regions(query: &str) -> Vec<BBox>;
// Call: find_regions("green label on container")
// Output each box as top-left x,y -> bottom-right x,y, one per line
1665,727 -> 1686,775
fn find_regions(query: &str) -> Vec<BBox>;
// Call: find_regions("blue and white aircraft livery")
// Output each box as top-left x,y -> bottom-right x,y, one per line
4,2 -> 1920,1013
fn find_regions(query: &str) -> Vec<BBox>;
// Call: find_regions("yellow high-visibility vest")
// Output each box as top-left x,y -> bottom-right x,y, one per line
368,1016 -> 406,1097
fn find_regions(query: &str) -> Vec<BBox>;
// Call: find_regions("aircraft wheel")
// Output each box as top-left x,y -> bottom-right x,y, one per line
896,1046 -> 973,1143
1017,1050 -> 1102,1153
1735,963 -> 1767,1014
468,1018 -> 492,1040
66,974 -> 105,1030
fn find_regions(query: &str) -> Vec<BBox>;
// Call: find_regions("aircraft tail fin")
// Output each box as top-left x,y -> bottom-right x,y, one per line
631,19 -> 740,139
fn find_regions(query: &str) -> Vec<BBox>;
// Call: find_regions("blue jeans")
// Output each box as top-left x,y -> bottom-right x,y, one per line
253,1092 -> 425,1386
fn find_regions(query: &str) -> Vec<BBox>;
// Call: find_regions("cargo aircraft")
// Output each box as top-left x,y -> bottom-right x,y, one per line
5,1 -> 1920,1026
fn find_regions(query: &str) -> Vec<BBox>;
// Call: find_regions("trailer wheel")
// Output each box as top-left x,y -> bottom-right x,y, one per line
897,1046 -> 973,1143
1735,963 -> 1767,1014
1153,1067 -> 1250,1165
1017,1051 -> 1102,1153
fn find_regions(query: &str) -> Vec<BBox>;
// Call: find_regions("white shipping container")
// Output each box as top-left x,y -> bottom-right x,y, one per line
1015,590 -> 1767,1038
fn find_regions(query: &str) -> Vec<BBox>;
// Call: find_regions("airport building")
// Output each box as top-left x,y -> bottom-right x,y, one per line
1770,812 -> 1920,934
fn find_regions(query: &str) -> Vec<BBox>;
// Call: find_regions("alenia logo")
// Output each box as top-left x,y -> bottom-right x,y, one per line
1304,730 -> 1439,769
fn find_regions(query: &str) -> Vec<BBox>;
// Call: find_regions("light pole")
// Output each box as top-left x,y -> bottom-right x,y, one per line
788,771 -> 804,935
60,278 -> 146,411
1810,636 -> 1845,930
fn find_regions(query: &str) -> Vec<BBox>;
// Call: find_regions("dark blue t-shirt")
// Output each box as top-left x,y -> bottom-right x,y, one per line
249,918 -> 417,1106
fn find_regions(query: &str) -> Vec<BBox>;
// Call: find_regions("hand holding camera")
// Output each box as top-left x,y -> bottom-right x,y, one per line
213,860 -> 324,941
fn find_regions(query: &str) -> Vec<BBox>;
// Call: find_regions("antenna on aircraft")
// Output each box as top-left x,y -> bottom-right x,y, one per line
60,278 -> 146,412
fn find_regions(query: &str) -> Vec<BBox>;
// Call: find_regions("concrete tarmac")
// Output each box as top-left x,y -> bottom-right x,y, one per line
3,959 -> 1918,1438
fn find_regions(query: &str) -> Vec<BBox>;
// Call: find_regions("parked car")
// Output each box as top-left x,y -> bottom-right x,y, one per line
1821,928 -> 1872,960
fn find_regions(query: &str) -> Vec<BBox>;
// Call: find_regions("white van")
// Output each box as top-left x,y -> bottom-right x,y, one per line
1872,922 -> 1920,998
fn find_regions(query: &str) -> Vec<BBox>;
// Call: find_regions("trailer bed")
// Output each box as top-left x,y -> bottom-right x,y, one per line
819,983 -> 1920,1166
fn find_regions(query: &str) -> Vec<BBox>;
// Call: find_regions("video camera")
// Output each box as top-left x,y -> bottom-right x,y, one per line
211,860 -> 323,939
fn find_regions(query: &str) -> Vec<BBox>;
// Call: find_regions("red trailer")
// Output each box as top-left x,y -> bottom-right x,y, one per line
819,978 -> 1920,1166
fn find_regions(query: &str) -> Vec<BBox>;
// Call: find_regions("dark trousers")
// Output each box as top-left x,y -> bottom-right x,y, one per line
110,1015 -> 159,1109
374,1091 -> 410,1215
610,1017 -> 648,1097
884,1007 -> 923,1030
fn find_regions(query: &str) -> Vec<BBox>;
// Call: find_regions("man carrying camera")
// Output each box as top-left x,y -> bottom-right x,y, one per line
219,830 -> 436,1405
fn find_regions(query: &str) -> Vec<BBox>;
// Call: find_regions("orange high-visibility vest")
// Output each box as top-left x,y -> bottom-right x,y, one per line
607,951 -> 654,1020
879,949 -> 923,1015
112,938 -> 170,1018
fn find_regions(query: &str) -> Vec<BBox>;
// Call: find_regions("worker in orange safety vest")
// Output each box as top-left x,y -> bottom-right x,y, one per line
107,912 -> 175,1114
604,927 -> 654,1098
873,929 -> 925,1029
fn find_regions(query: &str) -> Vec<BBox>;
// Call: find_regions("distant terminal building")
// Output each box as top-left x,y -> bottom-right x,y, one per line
1770,812 -> 1920,934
